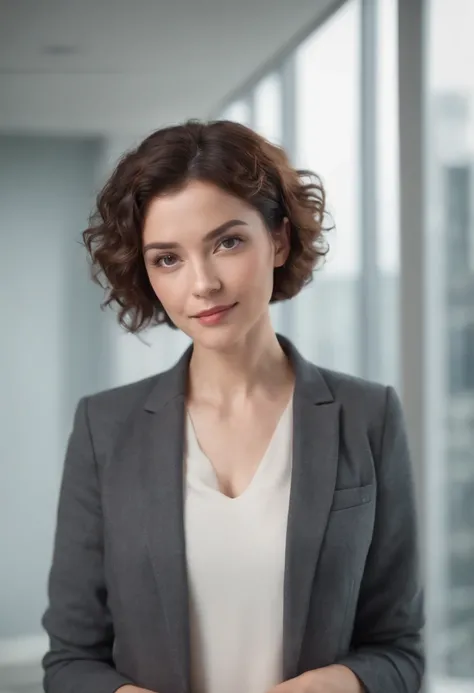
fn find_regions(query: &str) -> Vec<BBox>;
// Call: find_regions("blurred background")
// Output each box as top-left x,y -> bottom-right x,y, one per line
0,0 -> 473,691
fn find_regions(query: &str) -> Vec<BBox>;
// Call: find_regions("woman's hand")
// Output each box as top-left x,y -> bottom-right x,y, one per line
267,665 -> 364,693
266,671 -> 314,693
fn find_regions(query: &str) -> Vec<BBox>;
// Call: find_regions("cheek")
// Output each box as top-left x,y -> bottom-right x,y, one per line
243,246 -> 275,295
147,272 -> 185,313
228,244 -> 274,286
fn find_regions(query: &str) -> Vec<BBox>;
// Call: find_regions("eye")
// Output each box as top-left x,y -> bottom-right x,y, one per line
218,236 -> 243,251
153,254 -> 178,268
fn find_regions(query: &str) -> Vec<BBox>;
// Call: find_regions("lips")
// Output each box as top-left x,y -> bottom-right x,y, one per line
194,303 -> 236,319
192,303 -> 237,326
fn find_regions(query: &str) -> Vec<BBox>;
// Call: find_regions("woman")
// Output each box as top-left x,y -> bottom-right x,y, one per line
42,120 -> 424,693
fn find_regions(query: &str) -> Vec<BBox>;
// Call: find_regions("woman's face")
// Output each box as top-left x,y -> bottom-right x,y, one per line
142,180 -> 289,351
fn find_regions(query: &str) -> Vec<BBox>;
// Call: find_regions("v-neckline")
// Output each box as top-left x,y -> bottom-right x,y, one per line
186,397 -> 293,501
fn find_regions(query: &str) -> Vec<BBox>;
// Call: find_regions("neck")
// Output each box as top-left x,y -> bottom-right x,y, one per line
188,316 -> 293,407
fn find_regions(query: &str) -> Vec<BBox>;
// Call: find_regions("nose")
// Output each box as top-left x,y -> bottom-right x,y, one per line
191,259 -> 222,298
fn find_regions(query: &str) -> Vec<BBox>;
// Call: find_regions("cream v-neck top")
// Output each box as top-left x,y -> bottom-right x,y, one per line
183,400 -> 293,693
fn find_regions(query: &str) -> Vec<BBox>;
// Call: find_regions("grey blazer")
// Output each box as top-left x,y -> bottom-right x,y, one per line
42,337 -> 424,693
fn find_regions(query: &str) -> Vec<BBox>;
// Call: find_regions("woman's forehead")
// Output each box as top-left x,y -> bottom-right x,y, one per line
143,181 -> 258,242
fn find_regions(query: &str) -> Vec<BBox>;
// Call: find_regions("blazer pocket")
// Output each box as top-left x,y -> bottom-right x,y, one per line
331,484 -> 374,512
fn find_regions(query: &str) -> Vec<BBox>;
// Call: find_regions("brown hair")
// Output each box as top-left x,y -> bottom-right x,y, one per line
83,119 -> 330,332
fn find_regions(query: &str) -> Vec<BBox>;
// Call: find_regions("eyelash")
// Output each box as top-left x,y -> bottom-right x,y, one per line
152,235 -> 244,268
153,254 -> 177,268
219,235 -> 243,251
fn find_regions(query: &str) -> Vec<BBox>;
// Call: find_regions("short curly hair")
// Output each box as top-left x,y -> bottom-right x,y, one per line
83,119 -> 330,332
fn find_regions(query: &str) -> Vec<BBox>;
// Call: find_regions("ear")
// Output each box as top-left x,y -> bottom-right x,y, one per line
273,217 -> 291,268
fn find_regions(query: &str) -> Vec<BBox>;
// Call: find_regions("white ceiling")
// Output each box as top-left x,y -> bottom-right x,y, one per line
0,0 -> 338,136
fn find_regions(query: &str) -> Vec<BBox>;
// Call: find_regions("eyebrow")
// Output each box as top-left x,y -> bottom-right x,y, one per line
143,218 -> 248,253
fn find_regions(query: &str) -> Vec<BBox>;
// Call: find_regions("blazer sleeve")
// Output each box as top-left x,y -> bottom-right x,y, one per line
337,386 -> 425,693
42,397 -> 134,693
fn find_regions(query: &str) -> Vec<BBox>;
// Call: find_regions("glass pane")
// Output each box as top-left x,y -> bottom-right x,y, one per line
377,0 -> 400,388
291,0 -> 361,375
254,72 -> 283,145
427,0 -> 474,687
253,71 -> 285,333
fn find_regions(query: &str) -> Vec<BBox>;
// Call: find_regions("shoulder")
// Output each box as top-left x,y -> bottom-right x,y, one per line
74,368 -> 179,458
78,363 -> 177,441
316,364 -> 388,407
284,333 -> 396,435
309,364 -> 409,472
85,373 -> 160,418
77,341 -> 189,439
83,344 -> 189,419
310,362 -> 397,438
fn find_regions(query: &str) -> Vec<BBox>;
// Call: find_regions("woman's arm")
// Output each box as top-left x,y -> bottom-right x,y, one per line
42,398 -> 135,693
334,385 -> 425,692
269,385 -> 424,693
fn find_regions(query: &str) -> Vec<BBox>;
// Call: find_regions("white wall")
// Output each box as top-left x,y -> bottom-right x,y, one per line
0,135 -> 104,646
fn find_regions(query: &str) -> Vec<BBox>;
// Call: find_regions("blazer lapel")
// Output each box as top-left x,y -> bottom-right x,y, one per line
281,340 -> 340,680
133,336 -> 339,689
138,348 -> 192,693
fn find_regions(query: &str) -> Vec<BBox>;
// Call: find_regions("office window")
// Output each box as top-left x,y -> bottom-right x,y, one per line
252,71 -> 287,333
215,1 -> 399,384
254,72 -> 283,145
427,0 -> 474,686
291,0 -> 361,375
376,0 -> 399,387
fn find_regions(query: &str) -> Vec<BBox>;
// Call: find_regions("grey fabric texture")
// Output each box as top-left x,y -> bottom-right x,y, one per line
42,336 -> 424,693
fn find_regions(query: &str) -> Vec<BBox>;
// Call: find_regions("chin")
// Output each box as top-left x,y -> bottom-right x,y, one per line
178,305 -> 270,352
192,327 -> 242,352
